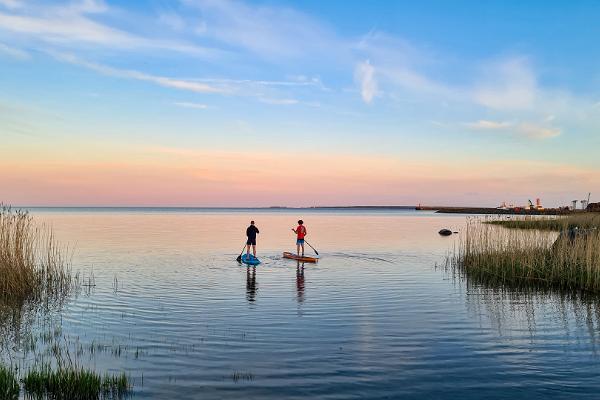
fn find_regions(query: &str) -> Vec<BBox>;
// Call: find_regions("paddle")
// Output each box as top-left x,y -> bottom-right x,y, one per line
291,229 -> 319,256
236,243 -> 247,263
304,240 -> 319,256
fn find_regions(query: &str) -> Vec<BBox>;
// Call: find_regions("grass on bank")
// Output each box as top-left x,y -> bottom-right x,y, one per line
452,216 -> 600,292
487,213 -> 600,232
0,205 -> 74,305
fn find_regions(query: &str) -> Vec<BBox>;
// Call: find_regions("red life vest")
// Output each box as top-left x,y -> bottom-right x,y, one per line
296,225 -> 306,239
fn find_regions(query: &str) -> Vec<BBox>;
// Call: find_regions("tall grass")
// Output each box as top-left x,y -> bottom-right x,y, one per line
0,365 -> 19,400
0,206 -> 74,306
22,366 -> 130,400
452,217 -> 600,292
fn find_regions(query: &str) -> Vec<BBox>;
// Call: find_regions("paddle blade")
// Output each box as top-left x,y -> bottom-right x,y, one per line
236,255 -> 242,262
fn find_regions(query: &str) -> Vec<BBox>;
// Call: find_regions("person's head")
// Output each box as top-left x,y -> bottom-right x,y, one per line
251,220 -> 255,225
298,220 -> 303,225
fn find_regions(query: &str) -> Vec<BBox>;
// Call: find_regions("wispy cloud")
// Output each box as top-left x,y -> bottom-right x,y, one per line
465,119 -> 561,140
174,101 -> 208,109
48,51 -> 325,105
354,60 -> 377,103
157,12 -> 186,32
0,0 -> 22,10
0,1 -> 217,56
516,123 -> 560,139
51,52 -> 225,94
465,120 -> 512,130
473,58 -> 536,110
181,0 -> 343,59
258,97 -> 299,105
0,41 -> 29,59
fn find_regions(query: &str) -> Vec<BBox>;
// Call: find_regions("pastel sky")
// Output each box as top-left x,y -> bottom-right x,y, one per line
1,0 -> 599,207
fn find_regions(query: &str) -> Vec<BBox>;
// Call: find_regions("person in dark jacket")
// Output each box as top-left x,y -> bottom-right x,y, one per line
246,221 -> 259,258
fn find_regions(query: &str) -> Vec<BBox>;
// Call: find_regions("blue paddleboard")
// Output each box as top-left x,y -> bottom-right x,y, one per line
241,254 -> 261,265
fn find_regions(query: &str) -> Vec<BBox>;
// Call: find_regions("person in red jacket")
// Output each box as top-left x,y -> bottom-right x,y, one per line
292,220 -> 307,256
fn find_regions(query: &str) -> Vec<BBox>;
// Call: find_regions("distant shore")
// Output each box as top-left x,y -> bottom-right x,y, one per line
416,206 -> 572,216
15,205 -> 593,216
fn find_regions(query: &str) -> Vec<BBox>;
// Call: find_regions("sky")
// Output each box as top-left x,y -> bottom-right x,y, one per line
1,0 -> 599,207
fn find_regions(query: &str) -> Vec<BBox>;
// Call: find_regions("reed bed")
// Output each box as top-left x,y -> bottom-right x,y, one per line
0,363 -> 131,400
487,213 -> 600,232
452,217 -> 600,292
22,366 -> 130,400
0,206 -> 74,306
0,365 -> 19,400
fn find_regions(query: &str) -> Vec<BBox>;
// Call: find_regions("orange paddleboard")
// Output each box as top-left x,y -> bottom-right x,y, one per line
283,252 -> 319,263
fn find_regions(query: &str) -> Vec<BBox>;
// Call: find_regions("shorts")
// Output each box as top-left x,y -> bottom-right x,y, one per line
296,239 -> 305,245
247,238 -> 256,245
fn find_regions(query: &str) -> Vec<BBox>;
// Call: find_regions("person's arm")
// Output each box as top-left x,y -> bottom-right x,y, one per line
256,227 -> 259,234
302,226 -> 307,236
292,228 -> 297,233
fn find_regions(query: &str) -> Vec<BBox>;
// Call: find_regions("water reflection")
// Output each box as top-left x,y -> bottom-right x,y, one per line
246,267 -> 258,302
296,263 -> 305,304
0,280 -> 76,352
464,281 -> 600,353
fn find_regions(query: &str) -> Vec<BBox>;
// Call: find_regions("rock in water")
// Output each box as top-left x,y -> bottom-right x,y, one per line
438,229 -> 453,236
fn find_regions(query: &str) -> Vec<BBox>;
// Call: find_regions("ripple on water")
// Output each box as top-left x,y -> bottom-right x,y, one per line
11,210 -> 600,399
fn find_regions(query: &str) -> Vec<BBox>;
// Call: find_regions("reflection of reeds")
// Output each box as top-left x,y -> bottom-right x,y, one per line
0,206 -> 74,305
452,217 -> 600,292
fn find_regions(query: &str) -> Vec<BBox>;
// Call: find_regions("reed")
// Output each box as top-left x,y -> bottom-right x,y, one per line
0,365 -> 19,400
22,366 -> 130,400
0,205 -> 74,305
452,217 -> 600,292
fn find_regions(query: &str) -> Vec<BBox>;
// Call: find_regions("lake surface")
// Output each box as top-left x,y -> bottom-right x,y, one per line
4,208 -> 600,399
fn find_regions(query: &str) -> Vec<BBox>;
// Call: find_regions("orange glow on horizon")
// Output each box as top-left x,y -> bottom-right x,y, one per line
2,144 -> 598,207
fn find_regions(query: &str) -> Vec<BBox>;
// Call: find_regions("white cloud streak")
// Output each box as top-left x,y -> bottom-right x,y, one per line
516,123 -> 560,139
181,0 -> 343,59
0,41 -> 28,59
465,119 -> 561,140
0,0 -> 22,9
51,52 -> 225,94
354,60 -> 377,103
473,58 -> 537,110
465,120 -> 512,130
258,97 -> 298,105
0,2 -> 217,56
174,101 -> 208,109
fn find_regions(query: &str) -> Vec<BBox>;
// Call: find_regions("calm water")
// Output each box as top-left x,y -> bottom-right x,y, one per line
4,209 -> 600,399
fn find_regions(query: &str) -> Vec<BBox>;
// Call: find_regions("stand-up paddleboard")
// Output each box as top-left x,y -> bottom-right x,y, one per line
283,252 -> 318,263
241,254 -> 261,265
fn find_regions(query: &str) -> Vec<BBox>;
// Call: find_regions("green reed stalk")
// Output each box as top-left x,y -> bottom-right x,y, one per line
453,216 -> 600,292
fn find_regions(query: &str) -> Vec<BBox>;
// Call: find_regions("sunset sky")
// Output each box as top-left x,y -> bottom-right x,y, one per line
1,0 -> 599,207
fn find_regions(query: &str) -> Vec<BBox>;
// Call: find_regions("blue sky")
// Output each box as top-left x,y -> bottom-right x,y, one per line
0,0 -> 599,206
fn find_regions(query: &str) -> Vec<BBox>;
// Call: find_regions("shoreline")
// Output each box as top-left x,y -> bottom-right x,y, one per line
421,206 -> 573,216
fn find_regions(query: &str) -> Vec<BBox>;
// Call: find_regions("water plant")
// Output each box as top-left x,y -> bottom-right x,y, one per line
0,205 -> 74,306
0,365 -> 19,400
22,366 -> 130,400
487,213 -> 600,232
451,216 -> 600,292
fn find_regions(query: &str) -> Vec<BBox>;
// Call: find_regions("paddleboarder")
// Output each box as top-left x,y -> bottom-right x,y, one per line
292,220 -> 307,256
246,221 -> 259,258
